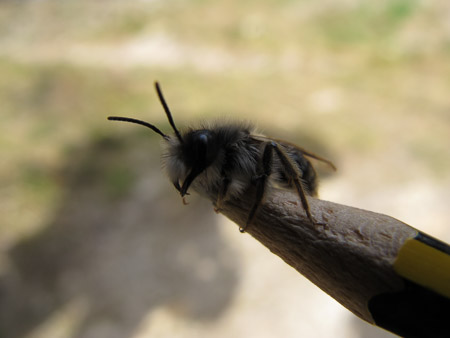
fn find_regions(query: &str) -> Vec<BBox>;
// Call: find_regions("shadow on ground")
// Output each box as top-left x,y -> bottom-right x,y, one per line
0,134 -> 240,338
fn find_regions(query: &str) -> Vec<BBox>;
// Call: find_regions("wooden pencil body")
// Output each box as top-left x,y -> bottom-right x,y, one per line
220,190 -> 417,323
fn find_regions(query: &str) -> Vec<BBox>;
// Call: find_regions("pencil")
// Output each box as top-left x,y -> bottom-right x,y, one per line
219,189 -> 450,337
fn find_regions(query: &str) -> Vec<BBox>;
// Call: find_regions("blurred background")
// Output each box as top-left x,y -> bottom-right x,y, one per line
1,0 -> 449,337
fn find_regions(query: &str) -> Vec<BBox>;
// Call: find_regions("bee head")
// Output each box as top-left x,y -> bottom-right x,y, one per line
175,129 -> 221,196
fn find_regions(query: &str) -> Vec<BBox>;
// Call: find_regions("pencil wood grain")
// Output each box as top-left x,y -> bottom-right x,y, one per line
219,189 -> 418,323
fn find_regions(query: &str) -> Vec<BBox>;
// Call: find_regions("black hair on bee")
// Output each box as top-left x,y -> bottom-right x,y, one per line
108,82 -> 336,232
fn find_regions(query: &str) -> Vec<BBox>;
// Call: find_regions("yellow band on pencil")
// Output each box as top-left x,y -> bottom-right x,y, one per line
394,232 -> 450,299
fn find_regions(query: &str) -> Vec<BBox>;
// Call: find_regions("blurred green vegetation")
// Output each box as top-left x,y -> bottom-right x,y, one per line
316,0 -> 420,44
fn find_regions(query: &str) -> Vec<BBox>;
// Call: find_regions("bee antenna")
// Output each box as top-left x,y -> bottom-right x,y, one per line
107,116 -> 169,140
154,81 -> 184,144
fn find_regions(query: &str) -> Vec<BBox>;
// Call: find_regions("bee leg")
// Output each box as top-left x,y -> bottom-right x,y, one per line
214,176 -> 230,213
215,150 -> 233,212
271,143 -> 316,225
241,142 -> 274,233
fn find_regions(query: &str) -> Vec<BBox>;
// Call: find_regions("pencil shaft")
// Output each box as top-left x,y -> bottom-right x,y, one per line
220,190 -> 417,322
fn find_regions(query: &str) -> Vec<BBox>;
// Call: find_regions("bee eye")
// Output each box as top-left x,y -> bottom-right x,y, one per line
192,131 -> 212,149
197,133 -> 209,144
182,130 -> 218,169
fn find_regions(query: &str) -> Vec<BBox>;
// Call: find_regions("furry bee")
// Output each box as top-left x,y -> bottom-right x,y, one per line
108,82 -> 335,232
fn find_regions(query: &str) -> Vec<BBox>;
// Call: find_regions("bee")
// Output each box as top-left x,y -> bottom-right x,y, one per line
108,82 -> 336,232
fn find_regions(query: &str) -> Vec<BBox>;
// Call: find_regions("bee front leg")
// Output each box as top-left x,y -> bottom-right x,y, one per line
215,150 -> 234,213
214,176 -> 230,213
241,142 -> 274,233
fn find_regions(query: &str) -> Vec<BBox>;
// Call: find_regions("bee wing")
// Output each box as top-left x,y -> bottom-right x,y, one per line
254,135 -> 336,171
